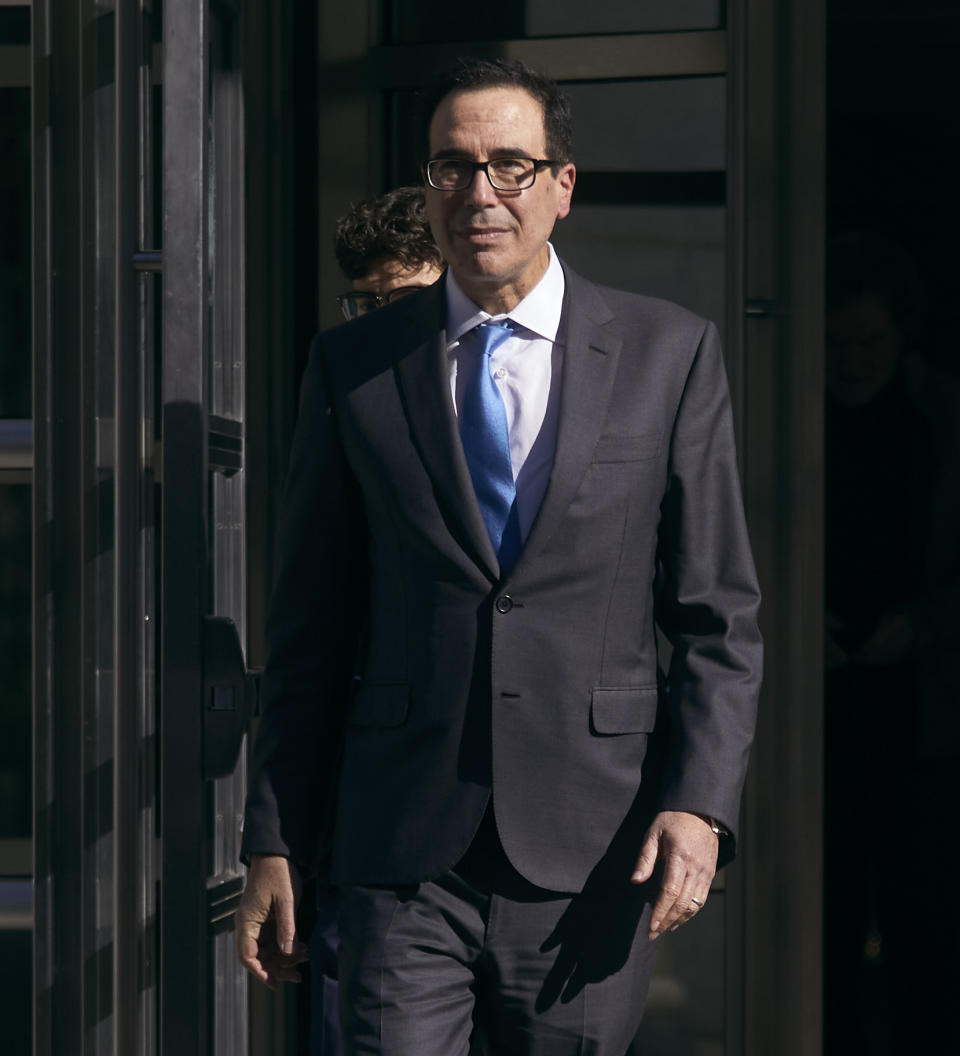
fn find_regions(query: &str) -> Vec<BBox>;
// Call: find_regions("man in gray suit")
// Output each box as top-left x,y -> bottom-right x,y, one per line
237,58 -> 762,1055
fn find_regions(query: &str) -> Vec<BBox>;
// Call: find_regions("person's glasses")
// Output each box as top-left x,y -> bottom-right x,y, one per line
336,286 -> 425,321
424,157 -> 557,192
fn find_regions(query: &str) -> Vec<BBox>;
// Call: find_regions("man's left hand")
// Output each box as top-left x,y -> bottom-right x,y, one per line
630,810 -> 719,940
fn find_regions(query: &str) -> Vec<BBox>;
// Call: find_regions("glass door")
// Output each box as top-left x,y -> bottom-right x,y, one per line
31,2 -> 253,1052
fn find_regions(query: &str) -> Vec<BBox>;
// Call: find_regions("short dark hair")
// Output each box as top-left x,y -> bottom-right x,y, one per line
420,58 -> 574,168
334,186 -> 444,280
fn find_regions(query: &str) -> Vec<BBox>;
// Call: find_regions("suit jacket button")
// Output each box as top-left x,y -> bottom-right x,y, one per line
495,595 -> 513,614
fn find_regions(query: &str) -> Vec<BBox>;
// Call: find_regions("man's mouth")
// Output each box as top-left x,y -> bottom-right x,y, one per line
458,226 -> 510,244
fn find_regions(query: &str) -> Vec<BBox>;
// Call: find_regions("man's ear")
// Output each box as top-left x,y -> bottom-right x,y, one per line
555,163 -> 576,220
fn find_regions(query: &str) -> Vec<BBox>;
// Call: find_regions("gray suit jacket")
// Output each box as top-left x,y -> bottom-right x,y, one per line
242,262 -> 762,893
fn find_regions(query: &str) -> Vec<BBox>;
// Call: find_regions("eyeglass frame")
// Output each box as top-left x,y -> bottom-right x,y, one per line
336,285 -> 427,321
423,156 -> 559,193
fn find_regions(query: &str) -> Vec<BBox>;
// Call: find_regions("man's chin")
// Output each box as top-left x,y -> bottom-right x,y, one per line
454,249 -> 511,282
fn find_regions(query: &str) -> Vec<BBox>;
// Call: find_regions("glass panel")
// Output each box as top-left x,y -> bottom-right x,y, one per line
389,89 -> 428,187
527,0 -> 723,36
0,930 -> 32,1054
389,2 -> 523,45
210,467 -> 247,875
0,7 -> 30,46
387,0 -> 722,42
209,57 -> 245,420
137,268 -> 160,1056
0,485 -> 30,840
211,928 -> 248,1056
631,894 -> 724,1054
0,86 -> 32,418
566,78 -> 725,173
207,12 -> 249,1053
553,204 -> 726,338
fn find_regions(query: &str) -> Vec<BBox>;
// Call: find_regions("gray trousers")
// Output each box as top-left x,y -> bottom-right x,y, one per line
337,821 -> 658,1056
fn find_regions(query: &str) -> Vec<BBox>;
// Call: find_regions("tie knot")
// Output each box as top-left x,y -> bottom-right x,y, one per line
471,320 -> 515,358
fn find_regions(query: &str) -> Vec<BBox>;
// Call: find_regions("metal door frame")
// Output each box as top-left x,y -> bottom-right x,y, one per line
161,1 -> 251,1054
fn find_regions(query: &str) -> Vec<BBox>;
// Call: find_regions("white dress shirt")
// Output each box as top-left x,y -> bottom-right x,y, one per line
445,244 -> 565,543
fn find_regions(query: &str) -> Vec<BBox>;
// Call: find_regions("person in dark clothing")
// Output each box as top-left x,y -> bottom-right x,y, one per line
823,232 -> 960,1053
312,186 -> 445,1056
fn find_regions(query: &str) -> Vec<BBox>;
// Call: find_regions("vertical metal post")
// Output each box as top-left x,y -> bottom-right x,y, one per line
736,1 -> 826,1053
161,0 -> 210,1052
32,3 -> 86,1051
114,1 -> 142,1052
724,7 -> 748,1052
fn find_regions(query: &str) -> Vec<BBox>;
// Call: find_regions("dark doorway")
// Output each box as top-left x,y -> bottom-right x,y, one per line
823,3 -> 960,1052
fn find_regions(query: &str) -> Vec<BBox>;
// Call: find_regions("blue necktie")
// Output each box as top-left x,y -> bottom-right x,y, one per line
459,322 -> 521,571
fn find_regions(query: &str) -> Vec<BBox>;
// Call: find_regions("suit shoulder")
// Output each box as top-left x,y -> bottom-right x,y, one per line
311,283 -> 445,388
594,284 -> 712,337
560,260 -> 714,341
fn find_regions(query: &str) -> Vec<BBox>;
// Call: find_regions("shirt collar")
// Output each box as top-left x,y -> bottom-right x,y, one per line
444,243 -> 566,346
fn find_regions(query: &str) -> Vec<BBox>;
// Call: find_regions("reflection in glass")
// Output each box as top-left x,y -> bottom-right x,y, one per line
823,232 -> 960,1050
0,485 -> 31,839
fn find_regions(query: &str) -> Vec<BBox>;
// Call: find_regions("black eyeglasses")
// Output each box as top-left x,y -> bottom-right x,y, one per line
424,157 -> 557,192
336,286 -> 425,321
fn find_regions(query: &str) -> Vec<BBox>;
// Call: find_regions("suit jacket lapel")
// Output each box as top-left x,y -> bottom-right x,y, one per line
393,283 -> 501,581
511,267 -> 623,576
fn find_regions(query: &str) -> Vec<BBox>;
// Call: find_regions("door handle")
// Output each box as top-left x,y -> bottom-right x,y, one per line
201,615 -> 259,780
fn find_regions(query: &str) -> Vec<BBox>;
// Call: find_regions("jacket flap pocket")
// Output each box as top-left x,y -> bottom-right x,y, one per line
348,683 -> 410,727
591,686 -> 659,734
592,432 -> 661,463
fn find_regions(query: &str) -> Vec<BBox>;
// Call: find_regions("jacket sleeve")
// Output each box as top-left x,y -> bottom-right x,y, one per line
241,335 -> 368,876
653,321 -> 762,866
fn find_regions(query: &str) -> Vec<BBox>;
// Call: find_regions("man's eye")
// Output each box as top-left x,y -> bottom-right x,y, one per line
492,159 -> 531,178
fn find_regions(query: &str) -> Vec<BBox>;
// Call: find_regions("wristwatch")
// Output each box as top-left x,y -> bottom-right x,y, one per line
695,814 -> 729,837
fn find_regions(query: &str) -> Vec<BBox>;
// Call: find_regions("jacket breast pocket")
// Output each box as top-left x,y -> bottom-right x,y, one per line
347,682 -> 410,727
592,432 -> 661,464
590,686 -> 659,735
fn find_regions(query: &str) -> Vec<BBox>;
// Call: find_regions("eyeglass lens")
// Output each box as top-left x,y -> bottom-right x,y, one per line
339,286 -> 428,321
385,286 -> 422,303
338,293 -> 379,320
427,158 -> 537,191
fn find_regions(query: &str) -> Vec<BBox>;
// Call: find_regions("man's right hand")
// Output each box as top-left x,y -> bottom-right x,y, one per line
236,854 -> 309,990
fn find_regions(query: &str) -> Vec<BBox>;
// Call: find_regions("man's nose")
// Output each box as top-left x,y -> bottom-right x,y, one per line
464,166 -> 498,208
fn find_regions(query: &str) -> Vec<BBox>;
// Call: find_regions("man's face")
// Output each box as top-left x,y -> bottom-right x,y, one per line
825,294 -> 902,407
424,86 -> 575,313
340,257 -> 443,320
